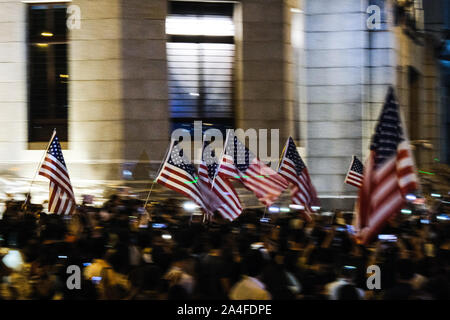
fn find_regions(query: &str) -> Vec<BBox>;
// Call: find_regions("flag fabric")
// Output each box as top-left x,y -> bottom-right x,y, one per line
278,137 -> 319,221
38,133 -> 76,215
217,131 -> 288,207
198,139 -> 243,221
344,156 -> 364,188
156,140 -> 222,214
356,88 -> 418,245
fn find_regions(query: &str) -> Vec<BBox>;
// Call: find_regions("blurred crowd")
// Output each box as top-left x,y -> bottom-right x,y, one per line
0,194 -> 449,300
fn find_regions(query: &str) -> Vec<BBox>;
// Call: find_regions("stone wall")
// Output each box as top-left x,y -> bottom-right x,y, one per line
234,0 -> 295,161
69,0 -> 125,182
0,0 -> 444,208
69,0 -> 170,183
300,0 -> 369,198
0,0 -> 171,200
0,0 -> 31,177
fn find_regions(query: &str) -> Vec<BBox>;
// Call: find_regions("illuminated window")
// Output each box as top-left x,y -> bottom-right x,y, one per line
27,4 -> 68,143
166,1 -> 235,134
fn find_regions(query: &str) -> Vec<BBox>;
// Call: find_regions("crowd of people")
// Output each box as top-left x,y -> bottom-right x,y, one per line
0,194 -> 449,300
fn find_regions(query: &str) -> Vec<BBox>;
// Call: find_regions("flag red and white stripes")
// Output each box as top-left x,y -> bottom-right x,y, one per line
217,132 -> 288,207
278,137 -> 319,221
344,156 -> 364,188
156,140 -> 206,211
156,140 -> 222,214
198,159 -> 242,221
356,88 -> 418,244
38,133 -> 75,215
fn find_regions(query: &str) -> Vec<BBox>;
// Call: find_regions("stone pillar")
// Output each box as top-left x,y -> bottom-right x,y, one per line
302,0 -> 369,199
69,0 -> 170,183
393,10 -> 441,171
0,0 -> 28,175
69,0 -> 125,182
363,0 -> 396,157
120,0 -> 170,181
420,42 -> 440,169
234,0 -> 295,159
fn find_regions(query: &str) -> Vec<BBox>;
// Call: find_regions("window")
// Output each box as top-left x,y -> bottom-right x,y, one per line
27,3 -> 68,143
166,1 -> 235,135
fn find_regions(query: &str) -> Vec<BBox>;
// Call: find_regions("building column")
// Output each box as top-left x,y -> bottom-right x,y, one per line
120,0 -> 170,182
0,1 -> 28,176
69,0 -> 170,184
234,0 -> 295,160
69,0 -> 125,182
301,0 -> 368,202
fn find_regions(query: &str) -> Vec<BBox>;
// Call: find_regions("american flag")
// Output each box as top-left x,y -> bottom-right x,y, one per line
278,137 -> 319,221
198,139 -> 242,221
345,156 -> 364,188
38,132 -> 76,215
356,88 -> 418,245
156,139 -> 222,214
217,131 -> 288,207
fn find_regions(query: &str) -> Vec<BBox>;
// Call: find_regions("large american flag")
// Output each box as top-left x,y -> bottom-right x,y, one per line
356,88 -> 418,245
217,131 -> 288,207
278,137 -> 319,221
156,140 -> 221,214
198,139 -> 242,221
38,132 -> 76,215
344,156 -> 364,188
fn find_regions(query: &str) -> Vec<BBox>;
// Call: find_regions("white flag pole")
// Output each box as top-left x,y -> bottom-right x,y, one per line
210,129 -> 231,191
276,137 -> 289,172
263,137 -> 290,220
143,139 -> 174,213
22,128 -> 57,211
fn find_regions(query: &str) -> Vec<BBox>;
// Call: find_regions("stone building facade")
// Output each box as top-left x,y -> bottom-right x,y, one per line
0,0 -> 447,208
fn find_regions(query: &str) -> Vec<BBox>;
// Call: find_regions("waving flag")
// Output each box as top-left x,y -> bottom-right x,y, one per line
38,131 -> 76,215
278,137 -> 319,221
156,139 -> 221,214
345,156 -> 364,188
217,131 -> 288,207
356,87 -> 418,244
198,139 -> 242,221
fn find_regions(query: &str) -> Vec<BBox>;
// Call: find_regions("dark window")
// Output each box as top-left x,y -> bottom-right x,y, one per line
27,4 -> 68,143
166,1 -> 235,135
